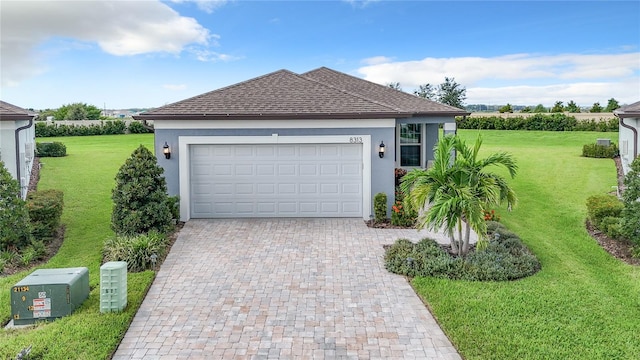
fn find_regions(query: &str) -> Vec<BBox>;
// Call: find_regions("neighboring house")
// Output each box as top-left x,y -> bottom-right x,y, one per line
615,100 -> 640,175
135,67 -> 468,221
0,101 -> 37,199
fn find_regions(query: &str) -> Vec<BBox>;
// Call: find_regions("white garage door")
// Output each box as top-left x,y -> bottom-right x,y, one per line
190,143 -> 363,218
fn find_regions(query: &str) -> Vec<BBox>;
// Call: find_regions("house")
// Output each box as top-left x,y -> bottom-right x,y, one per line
134,67 -> 468,221
615,100 -> 640,175
0,101 -> 37,199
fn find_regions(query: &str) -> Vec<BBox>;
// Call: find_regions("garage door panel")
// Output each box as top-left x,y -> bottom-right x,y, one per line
256,164 -> 275,176
256,184 -> 275,194
320,164 -> 339,175
190,143 -> 362,218
278,164 -> 296,176
299,164 -> 317,176
234,146 -> 254,157
299,184 -> 317,193
278,146 -> 296,157
236,184 -> 254,194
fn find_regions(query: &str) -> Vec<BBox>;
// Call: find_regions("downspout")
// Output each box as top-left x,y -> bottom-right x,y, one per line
14,117 -> 34,192
619,117 -> 638,160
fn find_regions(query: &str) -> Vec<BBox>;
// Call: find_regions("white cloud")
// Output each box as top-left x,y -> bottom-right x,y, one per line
467,79 -> 640,106
188,48 -> 242,62
170,0 -> 228,14
0,0 -> 213,86
357,53 -> 640,105
163,84 -> 188,91
361,56 -> 394,65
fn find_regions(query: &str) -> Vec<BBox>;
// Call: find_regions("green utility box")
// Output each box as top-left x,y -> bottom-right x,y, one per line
100,261 -> 127,313
11,267 -> 89,325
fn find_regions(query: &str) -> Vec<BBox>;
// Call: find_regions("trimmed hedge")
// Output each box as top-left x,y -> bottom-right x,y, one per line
457,114 -> 619,132
27,189 -> 64,240
127,120 -> 153,134
36,141 -> 67,157
35,120 -> 127,137
582,143 -> 619,158
373,192 -> 387,223
586,194 -> 623,229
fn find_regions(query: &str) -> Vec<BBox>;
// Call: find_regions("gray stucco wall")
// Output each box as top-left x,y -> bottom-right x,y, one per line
155,126 -> 396,217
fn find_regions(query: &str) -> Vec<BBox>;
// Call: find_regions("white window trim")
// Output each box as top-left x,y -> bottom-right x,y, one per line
178,135 -> 372,221
396,123 -> 426,169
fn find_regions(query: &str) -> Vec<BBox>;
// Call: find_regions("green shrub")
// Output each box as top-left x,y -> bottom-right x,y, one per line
391,187 -> 417,227
586,194 -> 624,229
582,143 -> 619,158
111,145 -> 174,236
373,192 -> 387,223
456,114 -> 618,132
384,225 -> 540,281
36,141 -> 67,157
103,231 -> 169,272
621,157 -> 640,246
20,246 -> 38,266
128,121 -> 152,134
35,120 -> 127,137
0,161 -> 33,251
599,216 -> 622,239
165,195 -> 180,222
27,189 -> 64,240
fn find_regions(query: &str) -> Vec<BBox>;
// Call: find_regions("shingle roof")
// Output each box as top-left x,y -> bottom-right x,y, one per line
136,67 -> 469,120
614,100 -> 640,118
0,100 -> 36,121
302,67 -> 467,115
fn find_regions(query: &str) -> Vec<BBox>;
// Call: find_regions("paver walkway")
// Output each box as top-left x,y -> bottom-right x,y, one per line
113,219 -> 463,359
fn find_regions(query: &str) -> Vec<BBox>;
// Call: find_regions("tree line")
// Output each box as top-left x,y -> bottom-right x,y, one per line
385,79 -> 621,114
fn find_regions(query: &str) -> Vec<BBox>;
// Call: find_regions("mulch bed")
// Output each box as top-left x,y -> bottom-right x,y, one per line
584,156 -> 638,266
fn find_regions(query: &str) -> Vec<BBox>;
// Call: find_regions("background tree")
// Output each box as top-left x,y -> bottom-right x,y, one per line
437,77 -> 466,109
414,84 -> 436,100
590,102 -> 604,113
499,104 -> 514,113
54,103 -> 102,120
111,146 -> 175,236
605,98 -> 620,112
533,104 -> 547,113
386,82 -> 402,90
566,100 -> 580,113
36,109 -> 56,121
0,161 -> 33,251
550,101 -> 565,113
520,106 -> 532,113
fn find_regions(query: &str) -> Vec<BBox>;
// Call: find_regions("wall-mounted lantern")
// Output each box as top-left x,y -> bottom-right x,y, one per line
163,142 -> 171,159
378,141 -> 386,158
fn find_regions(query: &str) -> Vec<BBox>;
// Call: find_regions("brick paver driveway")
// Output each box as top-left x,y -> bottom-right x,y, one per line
113,219 -> 461,359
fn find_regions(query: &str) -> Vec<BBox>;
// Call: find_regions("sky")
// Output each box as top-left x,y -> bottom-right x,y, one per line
1,0 -> 639,110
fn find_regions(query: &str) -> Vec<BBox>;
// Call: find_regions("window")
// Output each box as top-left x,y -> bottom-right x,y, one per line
399,124 -> 421,167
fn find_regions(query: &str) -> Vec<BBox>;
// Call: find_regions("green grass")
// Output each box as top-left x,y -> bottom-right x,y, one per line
1,131 -> 637,359
0,134 -> 155,359
413,130 -> 640,359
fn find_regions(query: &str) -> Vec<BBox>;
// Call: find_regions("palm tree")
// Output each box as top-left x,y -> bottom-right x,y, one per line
400,135 -> 517,256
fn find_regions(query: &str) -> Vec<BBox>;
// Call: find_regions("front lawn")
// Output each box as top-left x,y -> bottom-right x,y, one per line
1,131 -> 637,359
413,130 -> 640,359
0,134 -> 155,359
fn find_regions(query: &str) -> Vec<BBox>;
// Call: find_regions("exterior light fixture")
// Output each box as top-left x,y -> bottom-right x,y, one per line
163,142 -> 171,159
378,141 -> 386,158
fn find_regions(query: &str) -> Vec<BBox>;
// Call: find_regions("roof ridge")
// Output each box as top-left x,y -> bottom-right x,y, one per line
151,69 -> 296,113
303,67 -> 467,113
299,68 -> 403,113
